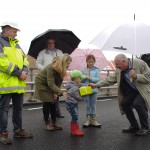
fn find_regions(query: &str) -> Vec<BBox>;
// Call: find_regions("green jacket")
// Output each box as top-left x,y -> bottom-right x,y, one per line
98,58 -> 150,114
34,64 -> 63,102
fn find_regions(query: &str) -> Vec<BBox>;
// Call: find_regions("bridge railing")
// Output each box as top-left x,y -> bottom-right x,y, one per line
25,68 -> 117,102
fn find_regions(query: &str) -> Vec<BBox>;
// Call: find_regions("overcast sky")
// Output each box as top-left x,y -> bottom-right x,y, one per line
1,0 -> 150,60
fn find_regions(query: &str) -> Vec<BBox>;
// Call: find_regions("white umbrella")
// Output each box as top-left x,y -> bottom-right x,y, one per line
90,22 -> 150,56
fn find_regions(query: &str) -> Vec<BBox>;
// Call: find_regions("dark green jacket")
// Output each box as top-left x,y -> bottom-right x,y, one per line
34,64 -> 63,102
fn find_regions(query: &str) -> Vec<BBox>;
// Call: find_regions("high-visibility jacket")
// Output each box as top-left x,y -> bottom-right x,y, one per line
0,34 -> 29,94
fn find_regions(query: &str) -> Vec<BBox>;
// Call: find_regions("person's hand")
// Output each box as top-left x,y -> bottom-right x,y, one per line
88,83 -> 98,88
86,75 -> 90,79
129,70 -> 137,79
19,71 -> 28,80
53,94 -> 58,100
62,92 -> 67,100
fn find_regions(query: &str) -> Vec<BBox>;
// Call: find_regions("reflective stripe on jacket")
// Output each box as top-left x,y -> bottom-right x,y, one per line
0,35 -> 29,94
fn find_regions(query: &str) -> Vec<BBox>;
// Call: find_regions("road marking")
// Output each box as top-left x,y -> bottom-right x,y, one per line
97,99 -> 112,102
27,107 -> 42,111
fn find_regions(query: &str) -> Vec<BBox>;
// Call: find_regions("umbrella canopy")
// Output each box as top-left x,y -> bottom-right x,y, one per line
69,48 -> 109,71
90,22 -> 150,56
28,29 -> 81,59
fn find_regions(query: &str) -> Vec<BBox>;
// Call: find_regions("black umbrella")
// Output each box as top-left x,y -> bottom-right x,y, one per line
28,29 -> 81,59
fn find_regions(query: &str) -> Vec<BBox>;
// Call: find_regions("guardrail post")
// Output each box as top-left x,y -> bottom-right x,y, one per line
27,68 -> 38,102
106,70 -> 111,95
101,69 -> 115,96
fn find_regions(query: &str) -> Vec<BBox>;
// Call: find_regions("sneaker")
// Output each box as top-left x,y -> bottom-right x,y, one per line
0,132 -> 12,145
122,127 -> 140,133
14,129 -> 33,138
135,129 -> 150,136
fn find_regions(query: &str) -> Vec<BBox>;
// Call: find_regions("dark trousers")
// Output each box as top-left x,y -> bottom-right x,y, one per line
0,93 -> 23,132
43,102 -> 56,123
55,97 -> 62,116
121,90 -> 149,130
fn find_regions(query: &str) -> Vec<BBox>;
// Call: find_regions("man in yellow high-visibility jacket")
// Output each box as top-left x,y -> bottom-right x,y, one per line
0,22 -> 33,145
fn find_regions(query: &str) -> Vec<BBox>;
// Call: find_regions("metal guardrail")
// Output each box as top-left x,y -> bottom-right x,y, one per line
25,83 -> 117,102
25,68 -> 117,102
26,82 -> 117,93
26,82 -> 34,93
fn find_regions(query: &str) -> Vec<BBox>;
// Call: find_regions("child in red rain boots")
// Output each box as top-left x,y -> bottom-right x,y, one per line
65,70 -> 86,136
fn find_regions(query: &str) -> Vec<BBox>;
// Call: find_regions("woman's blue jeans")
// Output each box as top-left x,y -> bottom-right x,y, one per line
0,93 -> 23,133
84,93 -> 97,115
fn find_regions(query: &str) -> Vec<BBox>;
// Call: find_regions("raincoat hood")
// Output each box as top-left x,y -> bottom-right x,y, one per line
65,80 -> 78,90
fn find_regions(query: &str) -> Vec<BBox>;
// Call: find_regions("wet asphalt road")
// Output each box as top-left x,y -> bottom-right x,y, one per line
1,98 -> 150,150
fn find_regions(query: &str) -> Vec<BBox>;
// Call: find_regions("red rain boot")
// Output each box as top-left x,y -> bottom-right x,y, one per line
75,123 -> 84,134
70,123 -> 84,136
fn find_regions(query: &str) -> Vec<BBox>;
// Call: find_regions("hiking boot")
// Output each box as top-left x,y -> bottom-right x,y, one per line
52,123 -> 63,130
45,122 -> 55,131
0,132 -> 12,145
135,129 -> 150,136
14,129 -> 33,138
83,115 -> 91,128
90,115 -> 102,128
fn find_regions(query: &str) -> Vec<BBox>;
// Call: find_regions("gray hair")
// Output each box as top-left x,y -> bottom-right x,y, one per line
114,54 -> 127,62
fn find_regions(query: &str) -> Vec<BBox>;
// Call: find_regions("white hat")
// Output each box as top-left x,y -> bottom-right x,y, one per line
1,21 -> 20,31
